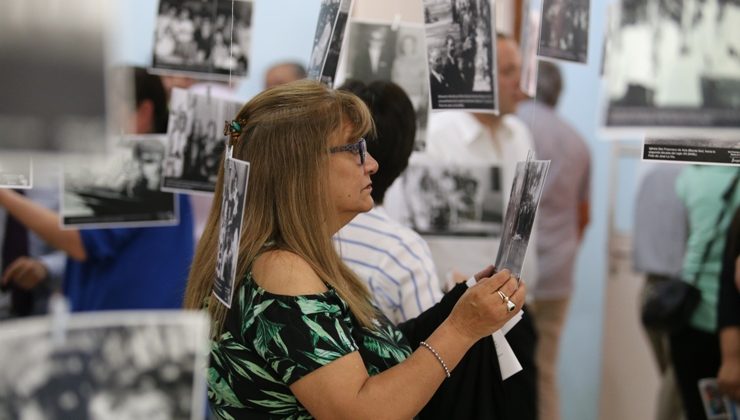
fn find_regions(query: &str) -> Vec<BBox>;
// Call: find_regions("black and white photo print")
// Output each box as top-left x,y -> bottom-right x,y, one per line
423,0 -> 497,111
643,137 -> 740,165
0,0 -> 111,154
345,21 -> 430,151
213,156 -> 250,308
0,311 -> 209,420
307,0 -> 344,85
520,0 -> 543,97
316,0 -> 353,87
495,158 -> 550,277
537,0 -> 590,63
397,163 -> 503,237
152,0 -> 253,79
604,0 -> 740,131
0,154 -> 32,189
62,136 -> 178,228
162,89 -> 241,193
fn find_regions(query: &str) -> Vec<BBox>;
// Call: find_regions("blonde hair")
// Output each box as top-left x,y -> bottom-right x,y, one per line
184,80 -> 377,334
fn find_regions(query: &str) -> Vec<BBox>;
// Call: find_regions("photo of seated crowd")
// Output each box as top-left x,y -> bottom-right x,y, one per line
152,0 -> 252,77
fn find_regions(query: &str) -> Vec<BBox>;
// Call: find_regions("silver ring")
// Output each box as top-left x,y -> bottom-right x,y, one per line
497,290 -> 507,303
506,299 -> 516,312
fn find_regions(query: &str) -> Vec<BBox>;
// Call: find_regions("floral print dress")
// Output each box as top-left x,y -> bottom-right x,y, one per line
208,271 -> 413,419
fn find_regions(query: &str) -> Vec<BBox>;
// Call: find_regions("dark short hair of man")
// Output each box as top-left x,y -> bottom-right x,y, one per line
536,60 -> 562,107
338,80 -> 416,204
133,67 -> 169,133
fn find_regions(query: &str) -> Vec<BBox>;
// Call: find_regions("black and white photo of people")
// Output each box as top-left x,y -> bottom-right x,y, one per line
519,0 -> 543,97
397,163 -> 503,237
162,88 -> 241,193
0,312 -> 209,420
307,0 -> 352,86
423,0 -> 497,111
604,0 -> 740,129
538,0 -> 590,63
345,21 -> 430,151
0,0 -> 108,154
152,0 -> 252,79
213,156 -> 249,308
0,155 -> 32,189
62,136 -> 178,228
495,159 -> 550,277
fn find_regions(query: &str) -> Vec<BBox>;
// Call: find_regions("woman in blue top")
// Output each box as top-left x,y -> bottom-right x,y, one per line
184,80 -> 526,419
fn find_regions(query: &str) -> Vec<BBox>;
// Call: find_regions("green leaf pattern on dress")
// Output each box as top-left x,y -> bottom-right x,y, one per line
208,271 -> 412,419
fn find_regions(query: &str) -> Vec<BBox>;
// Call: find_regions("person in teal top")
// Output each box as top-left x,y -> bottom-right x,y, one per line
671,165 -> 740,420
184,80 -> 527,419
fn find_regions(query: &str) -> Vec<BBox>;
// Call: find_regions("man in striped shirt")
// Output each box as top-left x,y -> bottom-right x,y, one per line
334,80 -> 443,323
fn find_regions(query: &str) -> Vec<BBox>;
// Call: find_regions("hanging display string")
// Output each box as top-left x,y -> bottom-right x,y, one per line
228,0 -> 235,88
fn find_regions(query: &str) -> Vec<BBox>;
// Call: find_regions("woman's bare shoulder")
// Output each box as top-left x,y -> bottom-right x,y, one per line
251,250 -> 328,296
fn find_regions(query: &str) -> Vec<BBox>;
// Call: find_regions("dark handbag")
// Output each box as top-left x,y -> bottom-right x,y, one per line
641,170 -> 740,332
641,277 -> 701,332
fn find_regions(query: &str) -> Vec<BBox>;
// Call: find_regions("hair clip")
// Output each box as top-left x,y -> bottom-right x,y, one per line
224,118 -> 247,143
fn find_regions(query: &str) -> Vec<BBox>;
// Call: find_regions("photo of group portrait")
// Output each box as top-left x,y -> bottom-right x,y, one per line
152,0 -> 253,79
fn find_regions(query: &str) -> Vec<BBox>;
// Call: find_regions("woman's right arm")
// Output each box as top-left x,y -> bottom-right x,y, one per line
286,267 -> 524,420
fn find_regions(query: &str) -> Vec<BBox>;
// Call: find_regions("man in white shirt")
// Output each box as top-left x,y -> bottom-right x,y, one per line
385,33 -> 539,420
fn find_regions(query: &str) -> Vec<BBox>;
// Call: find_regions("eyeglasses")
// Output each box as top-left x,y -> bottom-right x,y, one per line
329,138 -> 366,166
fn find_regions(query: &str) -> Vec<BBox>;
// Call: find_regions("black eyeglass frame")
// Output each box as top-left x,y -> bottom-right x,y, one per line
329,137 -> 367,166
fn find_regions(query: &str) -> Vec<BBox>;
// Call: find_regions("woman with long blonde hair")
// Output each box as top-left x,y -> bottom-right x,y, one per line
184,80 -> 525,419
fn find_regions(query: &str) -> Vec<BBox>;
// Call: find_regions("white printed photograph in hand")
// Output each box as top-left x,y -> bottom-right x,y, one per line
161,88 -> 242,194
397,163 -> 503,237
423,0 -> 497,112
152,0 -> 253,79
0,154 -> 32,189
495,158 -> 550,277
643,138 -> 740,166
62,135 -> 178,229
213,156 -> 250,308
307,0 -> 352,87
0,310 -> 210,420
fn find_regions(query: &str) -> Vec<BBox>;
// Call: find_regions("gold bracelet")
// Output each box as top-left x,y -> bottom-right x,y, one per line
419,340 -> 451,378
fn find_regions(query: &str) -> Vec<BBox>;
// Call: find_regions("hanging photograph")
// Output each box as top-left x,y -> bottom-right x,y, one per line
495,159 -> 550,277
0,154 -> 32,189
307,0 -> 352,87
519,0 -> 543,97
0,0 -> 115,154
0,310 -> 209,420
394,163 -> 503,237
537,0 -> 590,63
422,0 -> 497,112
213,156 -> 250,308
643,138 -> 740,166
152,0 -> 253,79
62,135 -> 178,229
603,0 -> 740,131
345,20 -> 430,151
161,89 -> 241,194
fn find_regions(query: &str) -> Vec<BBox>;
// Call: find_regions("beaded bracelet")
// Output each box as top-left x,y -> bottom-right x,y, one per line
419,341 -> 451,378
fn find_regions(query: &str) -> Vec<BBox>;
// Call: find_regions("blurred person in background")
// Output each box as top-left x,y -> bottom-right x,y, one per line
0,67 -> 194,311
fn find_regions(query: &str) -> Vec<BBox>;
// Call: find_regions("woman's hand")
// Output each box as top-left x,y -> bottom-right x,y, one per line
445,269 -> 526,342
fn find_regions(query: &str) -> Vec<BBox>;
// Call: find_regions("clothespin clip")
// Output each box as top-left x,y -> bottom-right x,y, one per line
49,292 -> 70,346
391,13 -> 402,31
